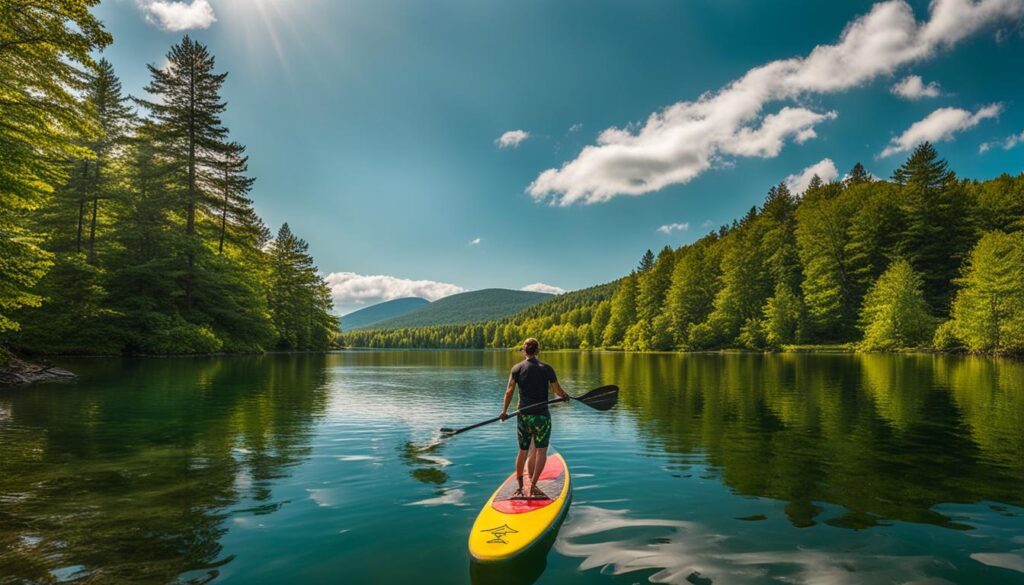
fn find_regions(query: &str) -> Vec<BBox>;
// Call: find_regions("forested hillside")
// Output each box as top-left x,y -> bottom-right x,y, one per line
344,147 -> 1024,354
364,289 -> 553,330
1,2 -> 337,357
340,298 -> 429,331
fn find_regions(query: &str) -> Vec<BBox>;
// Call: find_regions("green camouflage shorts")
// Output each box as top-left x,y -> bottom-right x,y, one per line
516,413 -> 551,450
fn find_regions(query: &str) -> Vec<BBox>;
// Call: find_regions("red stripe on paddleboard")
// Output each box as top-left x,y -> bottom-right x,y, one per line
491,456 -> 565,514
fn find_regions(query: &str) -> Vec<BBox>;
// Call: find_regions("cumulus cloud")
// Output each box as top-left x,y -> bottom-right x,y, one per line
469,237 -> 481,246
569,123 -> 583,133
496,130 -> 530,149
657,222 -> 690,234
880,103 -> 1002,157
785,158 -> 839,194
980,130 -> 1024,153
521,283 -> 566,295
891,74 -> 942,99
137,0 -> 216,31
528,0 -> 1024,206
325,272 -> 465,311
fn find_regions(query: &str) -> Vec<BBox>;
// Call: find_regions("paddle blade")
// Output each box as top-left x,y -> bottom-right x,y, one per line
576,385 -> 618,411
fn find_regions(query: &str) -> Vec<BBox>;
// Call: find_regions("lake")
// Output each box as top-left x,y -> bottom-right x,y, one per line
1,351 -> 1023,584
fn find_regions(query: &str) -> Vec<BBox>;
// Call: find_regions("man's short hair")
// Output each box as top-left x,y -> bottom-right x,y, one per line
522,338 -> 540,356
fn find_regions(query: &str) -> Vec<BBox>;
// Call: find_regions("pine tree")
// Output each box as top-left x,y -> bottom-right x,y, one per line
213,141 -> 258,255
859,259 -> 934,350
948,231 -> 1024,353
268,224 -> 338,350
892,142 -> 973,315
638,249 -> 655,272
0,0 -> 110,335
83,58 -> 134,265
845,162 -> 872,186
139,35 -> 230,312
636,246 -> 674,322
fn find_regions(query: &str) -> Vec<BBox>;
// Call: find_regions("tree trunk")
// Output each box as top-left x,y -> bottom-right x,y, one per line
185,60 -> 197,312
87,163 -> 100,265
75,161 -> 89,254
219,163 -> 228,255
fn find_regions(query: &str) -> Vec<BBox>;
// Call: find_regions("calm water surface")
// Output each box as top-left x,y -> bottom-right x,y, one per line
1,351 -> 1023,584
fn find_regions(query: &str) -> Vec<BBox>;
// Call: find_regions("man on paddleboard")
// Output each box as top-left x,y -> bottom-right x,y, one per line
499,338 -> 570,498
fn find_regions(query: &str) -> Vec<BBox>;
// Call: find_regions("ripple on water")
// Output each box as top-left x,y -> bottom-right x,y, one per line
556,506 -> 950,585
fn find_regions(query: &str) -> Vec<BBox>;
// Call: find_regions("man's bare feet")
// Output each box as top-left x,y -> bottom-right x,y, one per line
528,485 -> 548,499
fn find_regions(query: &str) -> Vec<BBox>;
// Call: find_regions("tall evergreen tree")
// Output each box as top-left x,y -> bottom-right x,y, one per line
636,246 -> 674,322
139,35 -> 229,312
637,249 -> 655,272
268,224 -> 338,350
83,58 -> 134,264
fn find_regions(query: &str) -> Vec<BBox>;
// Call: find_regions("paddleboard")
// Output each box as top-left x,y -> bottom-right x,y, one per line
468,452 -> 571,562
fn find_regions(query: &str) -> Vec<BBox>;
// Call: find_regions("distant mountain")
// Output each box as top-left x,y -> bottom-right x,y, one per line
367,289 -> 554,329
340,297 -> 429,331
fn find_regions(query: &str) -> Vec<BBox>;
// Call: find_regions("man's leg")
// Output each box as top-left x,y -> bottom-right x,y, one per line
515,448 -> 529,492
527,447 -> 548,493
515,415 -> 531,493
527,414 -> 551,496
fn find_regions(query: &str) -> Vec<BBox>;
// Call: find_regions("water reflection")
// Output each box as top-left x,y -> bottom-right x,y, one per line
0,356 -> 329,584
548,352 -> 1024,531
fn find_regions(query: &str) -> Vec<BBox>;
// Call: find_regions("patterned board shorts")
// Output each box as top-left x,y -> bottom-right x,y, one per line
516,413 -> 551,450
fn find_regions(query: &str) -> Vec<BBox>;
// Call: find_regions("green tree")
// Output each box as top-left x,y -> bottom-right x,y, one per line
665,239 -> 721,347
636,246 -> 673,322
763,282 -> 803,348
844,162 -> 872,186
859,259 -> 935,350
0,0 -> 110,336
637,249 -> 655,272
947,231 -> 1024,353
139,35 -> 229,312
602,273 -> 638,346
268,224 -> 338,350
892,142 -> 974,315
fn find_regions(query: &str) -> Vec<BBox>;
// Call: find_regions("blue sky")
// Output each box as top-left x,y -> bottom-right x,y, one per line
94,0 -> 1024,313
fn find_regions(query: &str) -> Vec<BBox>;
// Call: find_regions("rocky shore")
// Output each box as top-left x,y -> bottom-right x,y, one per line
0,356 -> 77,386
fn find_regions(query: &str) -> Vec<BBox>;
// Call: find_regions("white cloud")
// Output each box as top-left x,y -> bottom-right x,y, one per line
701,219 -> 716,229
325,272 -> 465,312
468,237 -> 481,246
980,129 -> 1024,153
496,130 -> 530,149
880,103 -> 1002,157
528,0 -> 1024,206
137,0 -> 216,31
521,283 -> 566,295
657,222 -> 690,234
785,158 -> 839,194
569,123 -> 583,133
891,75 -> 942,99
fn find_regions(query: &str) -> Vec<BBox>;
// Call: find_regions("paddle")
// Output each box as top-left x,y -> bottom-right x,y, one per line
440,385 -> 619,437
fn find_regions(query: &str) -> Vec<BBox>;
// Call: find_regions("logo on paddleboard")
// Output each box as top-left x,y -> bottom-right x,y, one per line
480,524 -> 518,544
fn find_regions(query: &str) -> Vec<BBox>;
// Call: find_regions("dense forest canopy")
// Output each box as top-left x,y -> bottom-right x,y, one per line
345,146 -> 1024,355
0,1 -> 337,357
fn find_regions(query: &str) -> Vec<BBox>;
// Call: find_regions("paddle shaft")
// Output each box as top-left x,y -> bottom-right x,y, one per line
442,396 -> 568,437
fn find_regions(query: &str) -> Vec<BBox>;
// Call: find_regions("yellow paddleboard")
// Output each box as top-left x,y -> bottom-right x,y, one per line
468,452 -> 571,562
